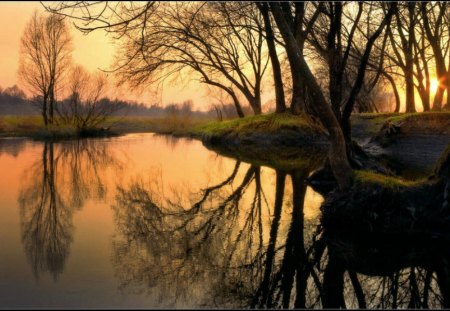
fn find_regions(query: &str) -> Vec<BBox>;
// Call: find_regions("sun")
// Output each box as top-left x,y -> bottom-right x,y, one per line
431,78 -> 439,94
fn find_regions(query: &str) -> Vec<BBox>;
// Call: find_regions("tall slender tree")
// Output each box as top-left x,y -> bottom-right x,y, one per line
18,11 -> 72,126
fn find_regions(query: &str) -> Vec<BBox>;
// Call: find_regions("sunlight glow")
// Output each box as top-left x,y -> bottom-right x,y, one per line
431,79 -> 439,94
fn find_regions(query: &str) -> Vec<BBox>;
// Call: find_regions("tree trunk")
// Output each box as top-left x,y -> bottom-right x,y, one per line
405,61 -> 416,112
433,86 -> 445,111
229,91 -> 245,118
42,93 -> 48,126
48,82 -> 55,125
405,3 -> 416,113
383,72 -> 401,112
259,3 -> 286,113
421,3 -> 447,111
250,97 -> 262,115
329,68 -> 342,121
447,51 -> 450,109
290,73 -> 305,115
328,3 -> 343,121
418,87 -> 431,112
270,3 -> 353,191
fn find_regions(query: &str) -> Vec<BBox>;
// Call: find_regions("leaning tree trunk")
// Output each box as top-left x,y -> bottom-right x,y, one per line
290,73 -> 305,115
270,3 -> 353,191
230,94 -> 245,118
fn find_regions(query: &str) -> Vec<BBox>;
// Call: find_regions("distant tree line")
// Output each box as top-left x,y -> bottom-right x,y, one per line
0,85 -> 36,115
0,84 -> 243,119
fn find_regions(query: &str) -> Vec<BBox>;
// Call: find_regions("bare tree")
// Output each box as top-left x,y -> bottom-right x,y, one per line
412,19 -> 432,112
257,2 -> 286,113
57,65 -> 120,131
420,2 -> 449,110
18,11 -> 72,126
384,2 -> 417,113
44,2 -> 269,118
307,2 -> 395,141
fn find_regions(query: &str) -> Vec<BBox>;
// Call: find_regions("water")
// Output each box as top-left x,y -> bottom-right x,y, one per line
0,133 -> 447,309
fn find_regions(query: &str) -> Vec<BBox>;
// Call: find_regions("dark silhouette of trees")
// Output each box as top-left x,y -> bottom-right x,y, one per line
56,65 -> 121,130
420,2 -> 449,111
386,2 -> 417,113
269,2 -> 354,190
45,2 -> 269,118
0,85 -> 37,115
257,3 -> 286,113
18,11 -> 72,126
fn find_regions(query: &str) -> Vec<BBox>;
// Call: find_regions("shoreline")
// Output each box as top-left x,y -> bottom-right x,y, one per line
1,112 -> 449,177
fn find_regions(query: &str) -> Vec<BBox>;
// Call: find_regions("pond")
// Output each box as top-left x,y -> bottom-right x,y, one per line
0,133 -> 448,309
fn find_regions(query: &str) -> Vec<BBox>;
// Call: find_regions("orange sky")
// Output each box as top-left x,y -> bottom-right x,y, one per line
0,1 -> 212,108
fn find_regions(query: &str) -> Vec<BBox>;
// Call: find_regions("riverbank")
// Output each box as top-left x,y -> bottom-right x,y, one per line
353,112 -> 450,177
0,115 -> 209,140
1,112 -> 449,176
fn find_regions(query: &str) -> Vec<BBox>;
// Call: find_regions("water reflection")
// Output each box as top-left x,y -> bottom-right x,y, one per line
317,216 -> 450,309
5,134 -> 449,308
0,137 -> 27,157
113,152 -> 450,309
112,158 -> 321,307
18,139 -> 121,281
112,162 -> 270,306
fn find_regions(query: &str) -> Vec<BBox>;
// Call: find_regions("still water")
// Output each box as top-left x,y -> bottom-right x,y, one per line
0,133 -> 447,309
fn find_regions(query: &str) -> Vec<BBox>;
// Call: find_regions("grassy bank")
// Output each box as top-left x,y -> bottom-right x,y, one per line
189,112 -> 325,138
191,112 -> 323,136
1,111 -> 449,141
0,115 -> 211,139
0,113 -> 325,140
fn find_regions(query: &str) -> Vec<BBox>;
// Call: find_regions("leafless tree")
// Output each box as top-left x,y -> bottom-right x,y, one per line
257,3 -> 286,113
18,11 -> 72,126
385,2 -> 417,113
44,2 -> 269,118
269,2 -> 354,190
57,65 -> 120,131
420,2 -> 449,110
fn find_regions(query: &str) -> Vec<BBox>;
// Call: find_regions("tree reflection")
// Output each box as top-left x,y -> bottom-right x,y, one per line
112,157 -> 450,309
18,139 -> 120,281
316,224 -> 450,309
112,158 -> 320,307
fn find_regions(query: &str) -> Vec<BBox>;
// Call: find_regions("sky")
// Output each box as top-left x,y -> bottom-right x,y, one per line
0,1 -> 211,108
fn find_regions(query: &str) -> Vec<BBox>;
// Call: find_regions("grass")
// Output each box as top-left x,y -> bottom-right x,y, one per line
0,115 -> 212,139
354,170 -> 425,189
104,115 -> 210,136
190,112 -> 325,138
0,115 -> 44,137
0,115 -> 114,139
2,111 -> 449,141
